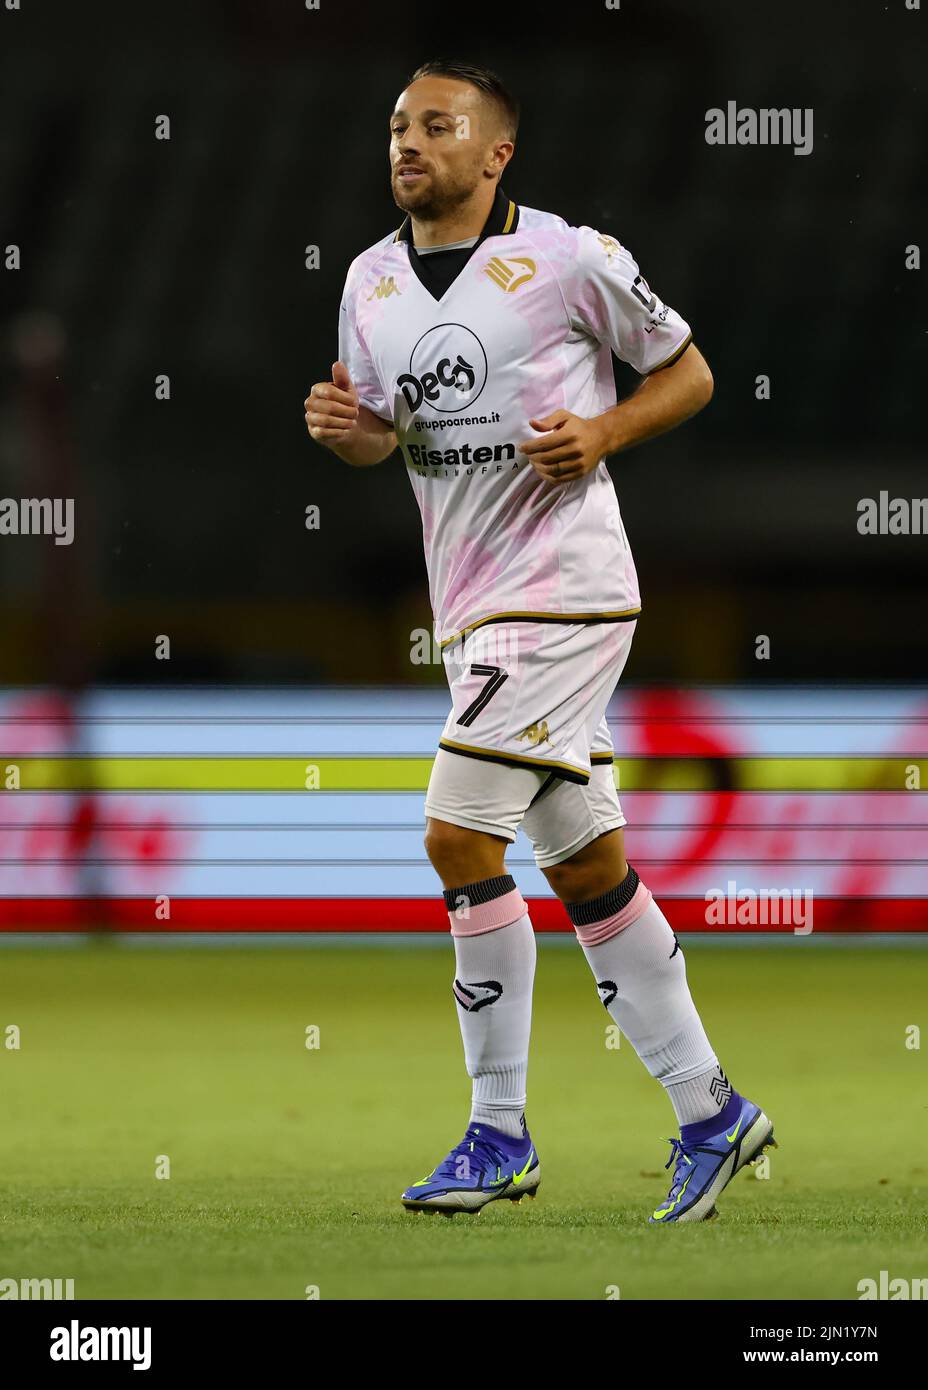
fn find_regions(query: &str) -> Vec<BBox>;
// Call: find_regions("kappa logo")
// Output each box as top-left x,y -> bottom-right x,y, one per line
517,720 -> 549,746
367,275 -> 402,301
453,978 -> 503,1012
484,255 -> 536,292
597,980 -> 618,1009
597,234 -> 622,263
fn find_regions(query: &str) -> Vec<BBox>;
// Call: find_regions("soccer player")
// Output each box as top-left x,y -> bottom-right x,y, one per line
305,61 -> 774,1223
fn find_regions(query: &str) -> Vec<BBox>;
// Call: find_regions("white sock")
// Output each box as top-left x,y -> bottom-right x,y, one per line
447,877 -> 536,1141
569,869 -> 727,1128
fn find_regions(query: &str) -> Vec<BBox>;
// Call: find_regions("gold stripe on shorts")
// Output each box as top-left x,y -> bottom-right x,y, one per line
439,608 -> 641,651
438,738 -> 590,785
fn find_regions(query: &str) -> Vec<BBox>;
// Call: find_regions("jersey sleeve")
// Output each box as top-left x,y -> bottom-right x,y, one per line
337,279 -> 392,422
567,225 -> 693,375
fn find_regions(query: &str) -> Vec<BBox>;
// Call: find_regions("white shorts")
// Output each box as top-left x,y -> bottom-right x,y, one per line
424,619 -> 635,867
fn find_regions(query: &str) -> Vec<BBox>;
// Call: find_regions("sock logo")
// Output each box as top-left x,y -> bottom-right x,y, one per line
597,979 -> 618,1009
669,933 -> 681,960
709,1068 -> 733,1107
452,978 -> 503,1012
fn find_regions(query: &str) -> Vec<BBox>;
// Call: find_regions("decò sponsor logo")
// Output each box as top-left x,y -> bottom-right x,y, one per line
397,324 -> 488,413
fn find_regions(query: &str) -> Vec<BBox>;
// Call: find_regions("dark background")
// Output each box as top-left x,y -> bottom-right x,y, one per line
0,0 -> 924,685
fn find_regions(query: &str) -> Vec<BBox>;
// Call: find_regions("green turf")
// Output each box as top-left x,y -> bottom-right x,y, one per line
1,944 -> 926,1300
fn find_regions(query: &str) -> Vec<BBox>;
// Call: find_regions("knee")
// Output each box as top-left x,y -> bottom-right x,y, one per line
423,817 -> 461,871
424,818 -> 506,886
545,859 -> 605,903
544,835 -> 629,905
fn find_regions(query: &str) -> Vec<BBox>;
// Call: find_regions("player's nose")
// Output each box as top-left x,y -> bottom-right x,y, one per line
394,133 -> 421,161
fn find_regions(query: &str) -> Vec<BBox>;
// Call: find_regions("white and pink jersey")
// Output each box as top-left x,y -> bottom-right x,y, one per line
338,188 -> 692,647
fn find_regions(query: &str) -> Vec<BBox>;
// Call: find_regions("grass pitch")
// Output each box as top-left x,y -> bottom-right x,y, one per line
0,942 -> 926,1300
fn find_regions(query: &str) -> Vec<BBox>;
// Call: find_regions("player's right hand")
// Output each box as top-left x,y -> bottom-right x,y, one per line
304,361 -> 360,442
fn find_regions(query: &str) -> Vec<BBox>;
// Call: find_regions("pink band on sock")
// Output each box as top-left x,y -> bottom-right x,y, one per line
572,881 -> 652,947
449,888 -> 527,937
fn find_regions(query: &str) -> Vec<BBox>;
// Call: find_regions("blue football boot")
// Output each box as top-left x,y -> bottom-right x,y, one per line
650,1091 -> 776,1224
401,1123 -> 540,1216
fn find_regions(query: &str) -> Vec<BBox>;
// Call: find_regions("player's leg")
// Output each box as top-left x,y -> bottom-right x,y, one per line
424,802 -> 534,1145
542,816 -> 732,1139
400,750 -> 543,1214
525,766 -> 775,1223
421,814 -> 507,887
401,618 -> 628,1214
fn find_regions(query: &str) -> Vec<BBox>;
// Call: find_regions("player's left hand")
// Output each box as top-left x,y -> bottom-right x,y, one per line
518,411 -> 610,485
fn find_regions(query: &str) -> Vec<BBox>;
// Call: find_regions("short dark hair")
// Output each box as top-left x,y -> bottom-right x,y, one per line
406,60 -> 519,141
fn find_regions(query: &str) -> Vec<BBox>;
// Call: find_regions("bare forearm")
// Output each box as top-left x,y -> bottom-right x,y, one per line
597,343 -> 714,457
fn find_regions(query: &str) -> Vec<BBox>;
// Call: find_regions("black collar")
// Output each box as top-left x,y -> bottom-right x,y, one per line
394,184 -> 520,301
